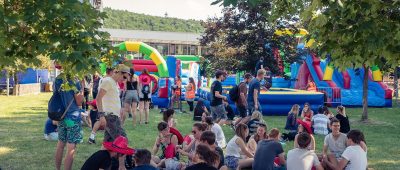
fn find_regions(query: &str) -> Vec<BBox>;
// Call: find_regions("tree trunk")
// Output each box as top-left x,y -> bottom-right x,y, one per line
394,66 -> 399,99
6,71 -> 10,96
361,65 -> 369,121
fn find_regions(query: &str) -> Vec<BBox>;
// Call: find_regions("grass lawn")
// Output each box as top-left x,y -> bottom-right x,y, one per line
0,93 -> 399,170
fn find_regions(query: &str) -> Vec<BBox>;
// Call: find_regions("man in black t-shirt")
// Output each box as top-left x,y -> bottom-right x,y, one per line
200,131 -> 226,169
210,70 -> 228,125
81,136 -> 134,170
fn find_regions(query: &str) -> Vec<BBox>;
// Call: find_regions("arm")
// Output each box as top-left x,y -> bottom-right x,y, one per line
278,153 -> 286,165
253,89 -> 259,108
74,91 -> 84,106
336,158 -> 349,170
171,135 -> 178,146
322,144 -> 329,156
293,134 -> 299,148
236,138 -> 254,158
247,138 -> 257,154
152,137 -> 160,155
360,141 -> 368,152
215,91 -> 227,100
96,88 -> 107,112
310,135 -> 316,150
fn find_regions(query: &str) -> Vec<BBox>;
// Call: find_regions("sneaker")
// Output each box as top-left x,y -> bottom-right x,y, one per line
88,138 -> 96,144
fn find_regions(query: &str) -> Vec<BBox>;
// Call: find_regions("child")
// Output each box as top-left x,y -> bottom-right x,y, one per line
87,99 -> 98,129
81,136 -> 135,170
44,118 -> 58,141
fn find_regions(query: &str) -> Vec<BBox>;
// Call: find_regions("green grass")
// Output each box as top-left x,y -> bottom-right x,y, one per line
0,93 -> 399,170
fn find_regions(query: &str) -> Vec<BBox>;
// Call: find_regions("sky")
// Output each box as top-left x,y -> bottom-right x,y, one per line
102,0 -> 223,20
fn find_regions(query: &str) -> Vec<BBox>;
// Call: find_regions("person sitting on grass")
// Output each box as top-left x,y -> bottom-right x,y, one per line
177,123 -> 208,166
301,102 -> 314,122
321,118 -> 347,170
132,149 -> 158,170
200,131 -> 227,169
195,99 -> 209,121
294,124 -> 315,151
223,100 -> 235,124
335,105 -> 350,133
185,144 -> 220,170
247,111 -> 265,139
323,106 -> 334,120
81,136 -> 134,170
44,118 -> 58,141
151,122 -> 179,169
285,104 -> 300,133
205,116 -> 226,148
337,129 -> 368,170
225,123 -> 254,170
312,106 -> 330,135
163,109 -> 177,128
252,128 -> 286,170
247,122 -> 268,155
287,132 -> 323,170
87,99 -> 100,129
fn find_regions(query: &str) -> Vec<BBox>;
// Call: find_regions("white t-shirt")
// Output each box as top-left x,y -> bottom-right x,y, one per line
341,145 -> 367,170
225,135 -> 241,157
312,114 -> 330,135
211,123 -> 226,148
99,77 -> 121,117
324,133 -> 347,158
287,148 -> 320,170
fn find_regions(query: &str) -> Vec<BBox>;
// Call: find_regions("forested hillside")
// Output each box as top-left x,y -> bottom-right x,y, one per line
103,8 -> 204,33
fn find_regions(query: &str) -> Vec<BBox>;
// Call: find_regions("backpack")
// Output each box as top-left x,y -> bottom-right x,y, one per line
229,82 -> 244,102
142,84 -> 150,95
48,87 -> 74,121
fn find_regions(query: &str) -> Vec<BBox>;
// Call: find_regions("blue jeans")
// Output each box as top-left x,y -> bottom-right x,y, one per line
247,101 -> 261,116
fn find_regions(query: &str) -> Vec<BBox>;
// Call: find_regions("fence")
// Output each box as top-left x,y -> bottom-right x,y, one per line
317,87 -> 342,106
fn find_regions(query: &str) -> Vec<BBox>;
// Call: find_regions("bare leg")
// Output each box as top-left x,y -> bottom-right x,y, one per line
64,143 -> 76,170
139,101 -> 144,124
144,101 -> 150,123
89,116 -> 106,142
55,141 -> 65,170
122,102 -> 131,125
132,102 -> 138,126
237,158 -> 253,170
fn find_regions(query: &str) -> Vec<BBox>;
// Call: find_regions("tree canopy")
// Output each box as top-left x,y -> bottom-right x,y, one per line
103,8 -> 204,33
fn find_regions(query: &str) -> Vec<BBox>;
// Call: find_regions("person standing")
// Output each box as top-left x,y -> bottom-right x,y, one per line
123,68 -> 139,126
88,64 -> 131,169
186,77 -> 196,112
54,71 -> 84,170
138,68 -> 152,124
92,72 -> 102,100
235,73 -> 253,125
82,75 -> 92,111
210,70 -> 228,125
247,69 -> 266,114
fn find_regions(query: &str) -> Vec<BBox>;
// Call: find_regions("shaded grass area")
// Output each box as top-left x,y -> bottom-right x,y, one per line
0,93 -> 399,169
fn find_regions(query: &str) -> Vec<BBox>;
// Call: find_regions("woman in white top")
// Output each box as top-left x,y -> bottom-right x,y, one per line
205,116 -> 226,148
225,123 -> 254,170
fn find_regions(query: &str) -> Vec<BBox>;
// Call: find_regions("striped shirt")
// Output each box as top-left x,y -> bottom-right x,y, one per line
312,114 -> 330,135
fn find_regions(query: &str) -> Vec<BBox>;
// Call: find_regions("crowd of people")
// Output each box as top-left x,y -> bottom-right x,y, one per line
47,64 -> 367,170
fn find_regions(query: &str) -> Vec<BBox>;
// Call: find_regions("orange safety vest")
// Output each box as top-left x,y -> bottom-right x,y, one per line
175,80 -> 182,96
307,82 -> 317,91
186,83 -> 195,99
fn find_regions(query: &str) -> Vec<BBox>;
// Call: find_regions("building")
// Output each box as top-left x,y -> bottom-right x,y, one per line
101,28 -> 206,58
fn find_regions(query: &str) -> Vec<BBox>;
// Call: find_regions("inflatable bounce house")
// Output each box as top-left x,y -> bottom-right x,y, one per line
112,42 -> 207,109
198,28 -> 392,116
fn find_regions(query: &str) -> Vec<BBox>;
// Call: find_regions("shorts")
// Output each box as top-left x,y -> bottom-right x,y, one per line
247,101 -> 262,116
225,156 -> 239,170
104,114 -> 126,142
58,112 -> 83,144
124,90 -> 139,104
236,105 -> 248,118
211,104 -> 227,121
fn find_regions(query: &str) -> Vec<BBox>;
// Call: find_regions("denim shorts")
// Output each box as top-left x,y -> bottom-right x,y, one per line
58,111 -> 82,144
211,104 -> 227,121
124,90 -> 139,104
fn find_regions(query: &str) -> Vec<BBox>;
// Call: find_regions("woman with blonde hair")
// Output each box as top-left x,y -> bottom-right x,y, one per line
246,111 -> 265,138
285,104 -> 299,133
335,105 -> 350,133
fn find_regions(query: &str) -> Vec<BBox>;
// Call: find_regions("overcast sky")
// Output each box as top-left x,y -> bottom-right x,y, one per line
102,0 -> 223,20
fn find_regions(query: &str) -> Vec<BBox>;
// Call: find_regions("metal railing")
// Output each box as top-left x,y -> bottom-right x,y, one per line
317,87 -> 342,106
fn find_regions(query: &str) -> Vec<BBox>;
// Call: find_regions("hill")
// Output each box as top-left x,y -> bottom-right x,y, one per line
103,8 -> 204,33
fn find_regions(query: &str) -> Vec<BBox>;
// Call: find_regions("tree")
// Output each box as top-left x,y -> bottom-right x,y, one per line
1,0 -> 113,84
200,2 -> 299,75
216,0 -> 400,121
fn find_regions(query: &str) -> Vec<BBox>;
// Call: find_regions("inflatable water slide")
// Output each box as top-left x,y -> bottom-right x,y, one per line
296,53 -> 392,107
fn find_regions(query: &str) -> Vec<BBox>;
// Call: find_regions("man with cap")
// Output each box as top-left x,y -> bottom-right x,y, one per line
81,136 -> 135,170
210,70 -> 228,125
88,64 -> 131,169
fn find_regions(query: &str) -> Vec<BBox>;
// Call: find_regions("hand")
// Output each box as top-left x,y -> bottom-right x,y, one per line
255,105 -> 259,110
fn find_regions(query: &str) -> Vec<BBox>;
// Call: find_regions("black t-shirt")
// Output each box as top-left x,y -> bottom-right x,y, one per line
210,81 -> 223,106
185,162 -> 217,170
253,140 -> 284,170
81,150 -> 112,170
336,114 -> 350,133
